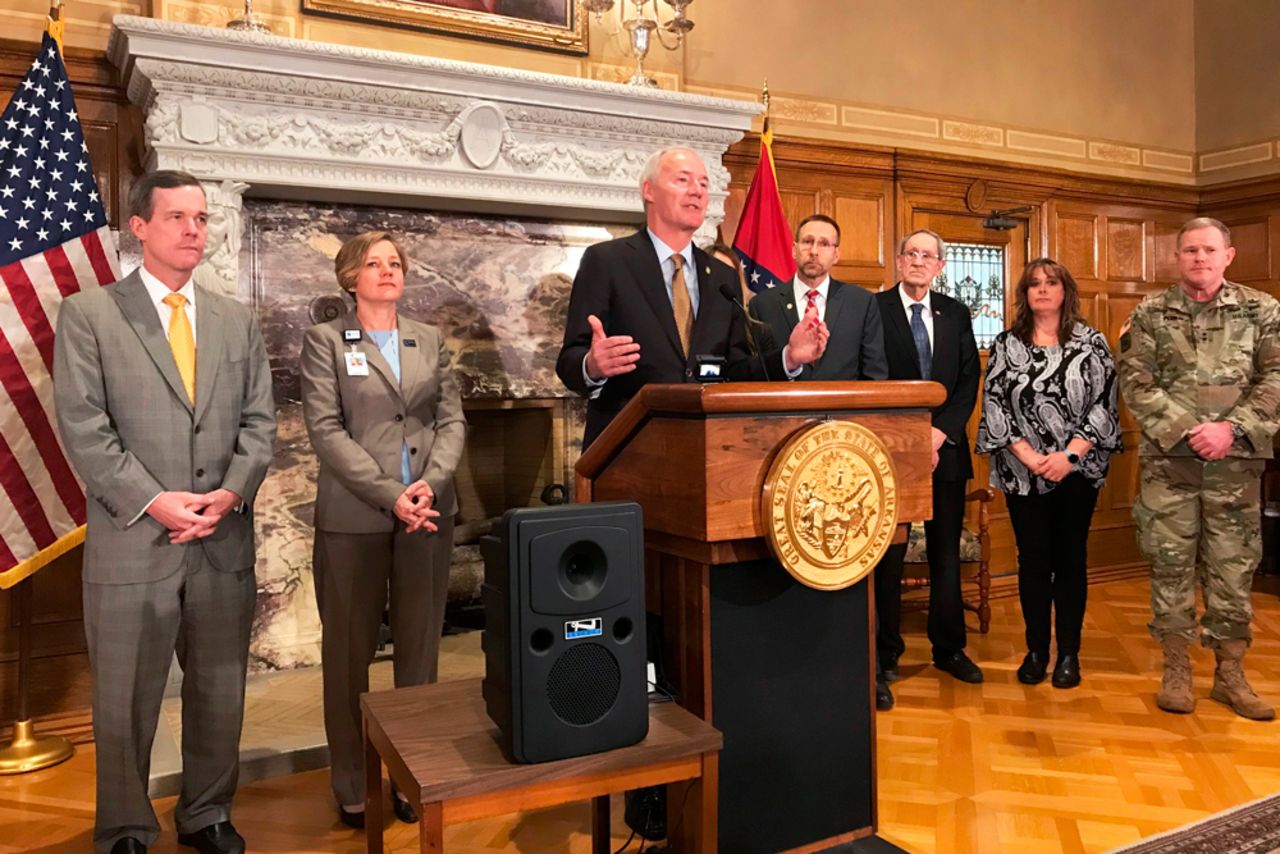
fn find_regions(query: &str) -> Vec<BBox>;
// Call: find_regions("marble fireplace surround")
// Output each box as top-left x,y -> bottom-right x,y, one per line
105,17 -> 757,673
106,15 -> 758,298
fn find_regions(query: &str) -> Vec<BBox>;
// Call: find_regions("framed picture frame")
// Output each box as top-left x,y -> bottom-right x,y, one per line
301,0 -> 589,55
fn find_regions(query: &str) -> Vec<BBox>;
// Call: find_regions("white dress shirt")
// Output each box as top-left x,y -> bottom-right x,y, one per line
791,275 -> 830,323
898,285 -> 935,351
138,264 -> 198,344
647,229 -> 700,316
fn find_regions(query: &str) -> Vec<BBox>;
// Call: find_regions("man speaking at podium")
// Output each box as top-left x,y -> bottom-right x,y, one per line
557,146 -> 829,448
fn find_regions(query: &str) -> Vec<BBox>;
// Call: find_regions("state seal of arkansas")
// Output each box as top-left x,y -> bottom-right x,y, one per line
762,420 -> 899,591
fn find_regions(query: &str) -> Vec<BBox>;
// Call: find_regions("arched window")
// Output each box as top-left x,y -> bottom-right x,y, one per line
932,242 -> 1004,349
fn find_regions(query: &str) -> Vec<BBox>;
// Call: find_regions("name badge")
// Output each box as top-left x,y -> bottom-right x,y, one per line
403,338 -> 417,348
343,329 -> 362,342
344,350 -> 369,376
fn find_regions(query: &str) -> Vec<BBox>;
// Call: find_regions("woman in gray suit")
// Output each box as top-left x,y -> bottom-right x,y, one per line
300,231 -> 466,827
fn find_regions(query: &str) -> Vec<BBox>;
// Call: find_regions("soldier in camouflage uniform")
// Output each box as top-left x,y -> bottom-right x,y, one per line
1117,217 -> 1280,720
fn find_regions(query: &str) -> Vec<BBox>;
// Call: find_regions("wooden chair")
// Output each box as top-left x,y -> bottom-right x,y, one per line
900,487 -> 995,633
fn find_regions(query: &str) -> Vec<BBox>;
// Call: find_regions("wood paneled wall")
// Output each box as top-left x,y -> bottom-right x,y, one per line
1202,176 -> 1280,298
2,40 -> 1278,719
0,39 -> 141,722
722,135 -> 1203,584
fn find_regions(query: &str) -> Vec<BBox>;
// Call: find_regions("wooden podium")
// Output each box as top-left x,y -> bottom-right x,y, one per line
575,381 -> 943,854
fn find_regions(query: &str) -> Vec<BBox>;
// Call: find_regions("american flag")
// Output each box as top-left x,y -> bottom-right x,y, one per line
0,32 -> 120,583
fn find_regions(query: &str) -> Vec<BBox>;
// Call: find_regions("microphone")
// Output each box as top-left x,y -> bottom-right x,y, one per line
719,282 -> 772,381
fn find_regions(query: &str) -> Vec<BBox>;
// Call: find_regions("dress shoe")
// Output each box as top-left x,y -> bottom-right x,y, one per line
1052,653 -> 1082,689
392,792 -> 419,824
177,821 -> 245,854
338,804 -> 365,829
881,661 -> 900,684
934,651 -> 984,683
1016,650 -> 1049,685
110,839 -> 146,854
875,679 -> 895,711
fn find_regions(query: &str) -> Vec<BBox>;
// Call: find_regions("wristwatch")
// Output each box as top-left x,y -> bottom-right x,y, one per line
1230,421 -> 1247,445
1064,450 -> 1080,465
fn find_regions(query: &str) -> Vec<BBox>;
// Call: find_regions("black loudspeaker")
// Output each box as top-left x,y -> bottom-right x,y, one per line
481,501 -> 648,763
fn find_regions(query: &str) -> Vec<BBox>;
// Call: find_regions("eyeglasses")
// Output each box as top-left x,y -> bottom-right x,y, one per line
900,249 -> 941,262
797,237 -> 838,250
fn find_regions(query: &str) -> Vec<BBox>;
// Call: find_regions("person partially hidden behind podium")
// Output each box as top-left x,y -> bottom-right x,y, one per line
556,146 -> 830,449
747,214 -> 887,383
556,146 -> 829,842
873,228 -> 983,706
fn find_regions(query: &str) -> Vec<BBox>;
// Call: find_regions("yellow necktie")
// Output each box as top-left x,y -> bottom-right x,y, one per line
671,253 -> 693,357
163,292 -> 196,404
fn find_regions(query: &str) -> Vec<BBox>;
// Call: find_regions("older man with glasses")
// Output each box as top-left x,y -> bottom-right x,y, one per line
872,228 -> 983,709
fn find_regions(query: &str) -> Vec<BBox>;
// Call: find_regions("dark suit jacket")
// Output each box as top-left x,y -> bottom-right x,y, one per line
749,278 -> 888,381
556,230 -> 782,448
876,284 -> 979,482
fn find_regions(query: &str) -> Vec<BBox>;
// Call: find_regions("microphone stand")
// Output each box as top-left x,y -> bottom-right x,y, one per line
719,283 -> 772,381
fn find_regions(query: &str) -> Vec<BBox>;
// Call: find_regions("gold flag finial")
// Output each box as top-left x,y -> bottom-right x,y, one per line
46,0 -> 65,53
760,79 -> 772,139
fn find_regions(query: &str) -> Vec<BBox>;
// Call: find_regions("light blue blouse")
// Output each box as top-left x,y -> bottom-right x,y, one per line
367,329 -> 413,485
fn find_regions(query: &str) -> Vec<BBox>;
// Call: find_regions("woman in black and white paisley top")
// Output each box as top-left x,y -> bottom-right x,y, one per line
976,257 -> 1121,690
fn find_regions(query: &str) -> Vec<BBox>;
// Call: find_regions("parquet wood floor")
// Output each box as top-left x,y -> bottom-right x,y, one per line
877,575 -> 1280,853
2,577 -> 1279,853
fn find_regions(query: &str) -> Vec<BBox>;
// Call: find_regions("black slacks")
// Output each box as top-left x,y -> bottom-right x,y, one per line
1003,473 -> 1100,657
875,478 -> 968,665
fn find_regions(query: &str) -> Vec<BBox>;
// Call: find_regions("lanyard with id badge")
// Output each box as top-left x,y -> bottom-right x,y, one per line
343,328 -> 369,376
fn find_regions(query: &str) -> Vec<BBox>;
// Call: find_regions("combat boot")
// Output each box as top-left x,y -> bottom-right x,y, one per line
1156,635 -> 1195,713
1210,639 -> 1276,721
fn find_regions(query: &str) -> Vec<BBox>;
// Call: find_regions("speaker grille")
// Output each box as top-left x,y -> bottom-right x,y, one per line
546,643 -> 621,726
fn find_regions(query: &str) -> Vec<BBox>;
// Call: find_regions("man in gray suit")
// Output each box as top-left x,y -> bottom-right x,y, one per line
53,171 -> 276,854
747,214 -> 888,383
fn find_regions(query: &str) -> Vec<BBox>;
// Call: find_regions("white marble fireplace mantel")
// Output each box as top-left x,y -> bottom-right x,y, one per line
107,15 -> 758,295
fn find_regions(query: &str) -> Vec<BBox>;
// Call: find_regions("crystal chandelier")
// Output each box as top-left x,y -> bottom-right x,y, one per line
586,0 -> 694,88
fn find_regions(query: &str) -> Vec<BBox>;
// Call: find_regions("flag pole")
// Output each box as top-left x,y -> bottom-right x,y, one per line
0,577 -> 75,773
0,6 -> 80,773
761,79 -> 771,140
46,0 -> 64,53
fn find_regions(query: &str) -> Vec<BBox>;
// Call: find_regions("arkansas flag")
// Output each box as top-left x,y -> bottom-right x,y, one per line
731,119 -> 794,293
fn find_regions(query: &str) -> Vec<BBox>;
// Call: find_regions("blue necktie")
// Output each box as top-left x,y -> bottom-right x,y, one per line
910,303 -> 932,380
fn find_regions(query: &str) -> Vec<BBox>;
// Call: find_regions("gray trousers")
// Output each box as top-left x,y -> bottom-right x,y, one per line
313,519 -> 453,807
84,549 -> 255,852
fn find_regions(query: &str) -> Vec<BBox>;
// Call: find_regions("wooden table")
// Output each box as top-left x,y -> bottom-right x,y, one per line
361,678 -> 722,853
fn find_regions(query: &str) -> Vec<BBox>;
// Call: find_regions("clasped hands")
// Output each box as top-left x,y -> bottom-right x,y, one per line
394,479 -> 441,533
583,304 -> 830,381
147,488 -> 242,544
1186,421 -> 1234,461
1012,441 -> 1075,482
